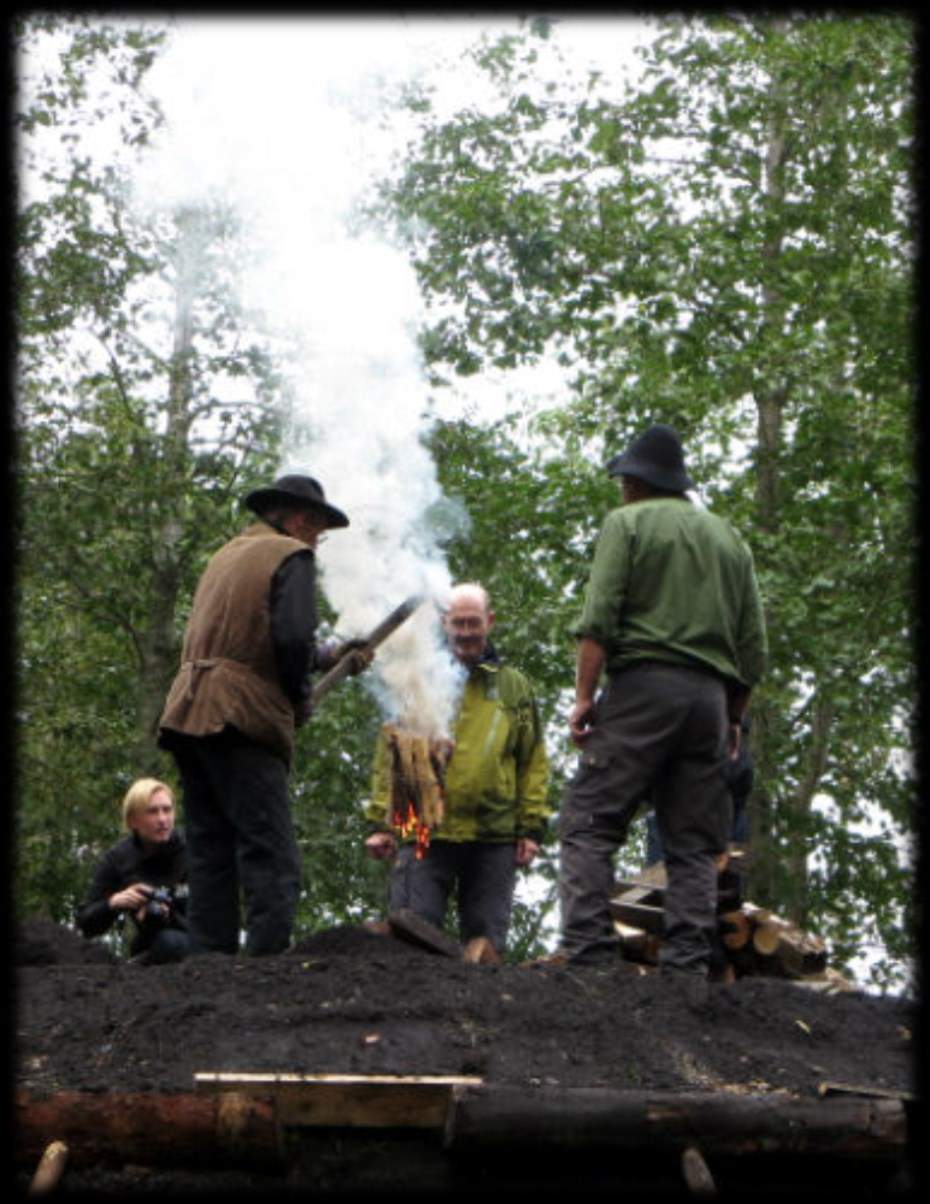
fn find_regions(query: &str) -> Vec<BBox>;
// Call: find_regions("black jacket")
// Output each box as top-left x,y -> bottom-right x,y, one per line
76,829 -> 188,956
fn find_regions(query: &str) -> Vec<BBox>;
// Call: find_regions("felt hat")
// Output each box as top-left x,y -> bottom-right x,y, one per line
243,474 -> 350,528
606,424 -> 694,492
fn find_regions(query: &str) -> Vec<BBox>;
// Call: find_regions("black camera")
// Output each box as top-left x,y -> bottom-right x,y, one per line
141,885 -> 174,923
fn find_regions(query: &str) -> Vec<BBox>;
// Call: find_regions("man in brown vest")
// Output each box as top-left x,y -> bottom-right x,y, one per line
158,475 -> 367,956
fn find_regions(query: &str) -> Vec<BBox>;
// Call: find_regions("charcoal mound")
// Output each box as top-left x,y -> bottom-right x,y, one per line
16,916 -> 116,967
14,918 -> 918,1195
15,918 -> 915,1099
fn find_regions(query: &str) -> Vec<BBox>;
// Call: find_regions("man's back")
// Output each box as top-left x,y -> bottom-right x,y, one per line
159,521 -> 310,762
577,497 -> 765,687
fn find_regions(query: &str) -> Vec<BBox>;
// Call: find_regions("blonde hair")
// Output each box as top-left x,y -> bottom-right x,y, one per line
121,778 -> 175,832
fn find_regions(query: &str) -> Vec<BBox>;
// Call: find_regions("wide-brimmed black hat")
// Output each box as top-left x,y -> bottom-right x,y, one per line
244,474 -> 350,528
606,424 -> 694,492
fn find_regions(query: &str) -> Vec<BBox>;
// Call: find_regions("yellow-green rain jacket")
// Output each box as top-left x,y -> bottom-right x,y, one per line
366,653 -> 551,843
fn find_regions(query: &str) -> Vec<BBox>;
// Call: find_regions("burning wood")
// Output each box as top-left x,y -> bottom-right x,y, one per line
384,724 -> 451,859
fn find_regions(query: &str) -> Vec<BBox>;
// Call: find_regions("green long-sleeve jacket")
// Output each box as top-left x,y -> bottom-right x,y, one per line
366,651 -> 551,844
574,497 -> 767,687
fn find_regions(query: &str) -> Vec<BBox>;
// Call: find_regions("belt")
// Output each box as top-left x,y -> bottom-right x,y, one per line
611,658 -> 726,681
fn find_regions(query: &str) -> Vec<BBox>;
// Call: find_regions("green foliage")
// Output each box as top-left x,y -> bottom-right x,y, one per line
15,17 -> 284,926
377,13 -> 917,990
290,684 -> 390,932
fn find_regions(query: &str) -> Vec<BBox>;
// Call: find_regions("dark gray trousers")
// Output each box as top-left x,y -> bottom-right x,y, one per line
170,732 -> 301,957
144,927 -> 190,964
559,662 -> 729,974
389,840 -> 518,952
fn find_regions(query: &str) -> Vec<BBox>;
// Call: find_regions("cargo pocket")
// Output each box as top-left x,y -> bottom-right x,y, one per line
579,746 -> 611,771
568,743 -> 613,798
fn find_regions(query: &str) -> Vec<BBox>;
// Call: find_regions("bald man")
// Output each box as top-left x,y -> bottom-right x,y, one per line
365,583 -> 551,956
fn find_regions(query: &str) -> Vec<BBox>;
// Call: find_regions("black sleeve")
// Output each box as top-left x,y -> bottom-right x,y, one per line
75,849 -> 124,939
269,549 -> 320,708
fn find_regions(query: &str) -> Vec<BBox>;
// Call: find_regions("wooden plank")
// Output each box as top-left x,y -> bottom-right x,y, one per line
613,881 -> 663,906
609,898 -> 665,935
818,1081 -> 915,1103
195,1072 -> 483,1131
793,968 -> 856,994
195,1073 -> 483,1090
275,1082 -> 457,1130
613,881 -> 741,913
388,908 -> 462,958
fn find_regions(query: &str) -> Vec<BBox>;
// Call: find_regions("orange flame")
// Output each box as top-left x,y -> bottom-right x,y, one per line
391,799 -> 423,841
414,823 -> 431,860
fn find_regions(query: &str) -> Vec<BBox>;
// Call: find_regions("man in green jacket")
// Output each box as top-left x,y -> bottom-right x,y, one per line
559,424 -> 767,996
365,583 -> 550,955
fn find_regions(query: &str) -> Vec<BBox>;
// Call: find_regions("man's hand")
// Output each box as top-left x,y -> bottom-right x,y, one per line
515,838 -> 540,867
365,832 -> 397,861
568,698 -> 597,747
570,638 -> 605,747
108,883 -> 153,913
727,721 -> 742,762
335,639 -> 374,676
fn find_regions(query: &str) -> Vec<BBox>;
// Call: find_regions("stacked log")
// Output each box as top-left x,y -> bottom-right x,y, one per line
610,863 -> 843,987
717,903 -> 829,981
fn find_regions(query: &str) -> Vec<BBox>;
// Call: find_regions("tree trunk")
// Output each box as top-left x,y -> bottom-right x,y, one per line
749,22 -> 791,915
17,1086 -> 906,1169
444,1086 -> 907,1159
15,1090 -> 281,1171
134,209 -> 203,768
785,693 -> 834,927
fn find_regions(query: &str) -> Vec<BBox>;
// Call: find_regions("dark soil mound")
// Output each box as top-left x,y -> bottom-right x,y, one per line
15,915 -> 116,967
14,919 -> 918,1196
16,918 -> 915,1098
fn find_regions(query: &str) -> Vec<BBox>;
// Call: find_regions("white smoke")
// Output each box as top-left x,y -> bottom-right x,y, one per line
133,18 -> 478,737
275,233 -> 470,738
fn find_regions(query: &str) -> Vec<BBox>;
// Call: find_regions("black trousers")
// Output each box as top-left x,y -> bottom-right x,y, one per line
559,662 -> 729,973
388,840 -> 518,951
169,731 -> 301,956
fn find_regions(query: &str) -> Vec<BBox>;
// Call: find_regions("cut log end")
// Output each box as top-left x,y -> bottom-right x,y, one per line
719,910 -> 752,951
462,937 -> 501,965
681,1144 -> 718,1198
29,1141 -> 69,1196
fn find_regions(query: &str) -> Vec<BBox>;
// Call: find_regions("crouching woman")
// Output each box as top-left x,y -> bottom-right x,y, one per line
77,778 -> 189,964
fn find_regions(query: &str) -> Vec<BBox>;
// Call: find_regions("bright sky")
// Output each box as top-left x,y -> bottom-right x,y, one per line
20,15 -> 654,428
138,16 -> 652,423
